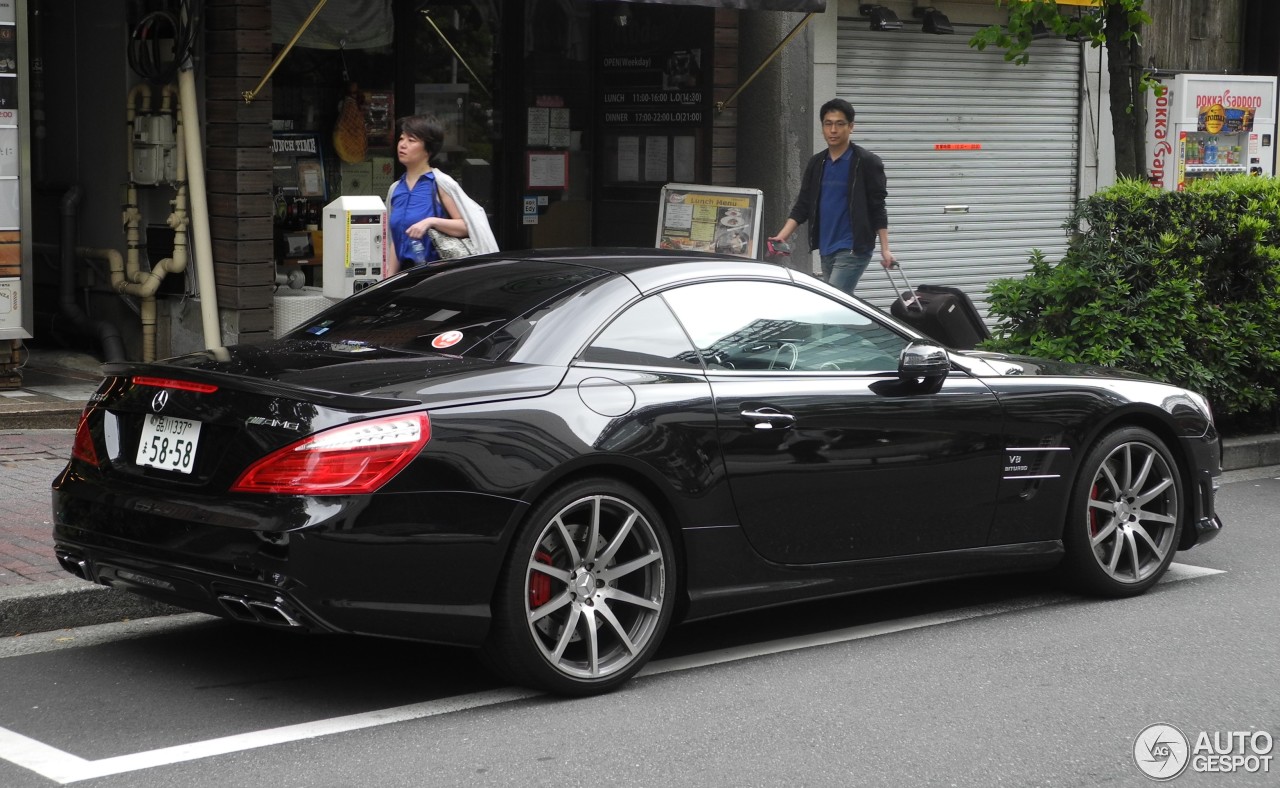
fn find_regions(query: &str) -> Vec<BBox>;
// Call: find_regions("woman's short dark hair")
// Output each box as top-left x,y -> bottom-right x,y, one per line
398,114 -> 445,159
819,98 -> 855,124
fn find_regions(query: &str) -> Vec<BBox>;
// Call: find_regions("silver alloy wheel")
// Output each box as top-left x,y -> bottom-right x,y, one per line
523,493 -> 666,680
1085,440 -> 1180,584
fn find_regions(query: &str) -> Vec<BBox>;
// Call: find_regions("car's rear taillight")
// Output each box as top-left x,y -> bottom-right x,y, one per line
132,376 -> 218,394
71,409 -> 100,467
230,413 -> 430,495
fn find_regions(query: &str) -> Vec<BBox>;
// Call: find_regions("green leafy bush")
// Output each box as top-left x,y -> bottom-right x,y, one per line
984,175 -> 1280,433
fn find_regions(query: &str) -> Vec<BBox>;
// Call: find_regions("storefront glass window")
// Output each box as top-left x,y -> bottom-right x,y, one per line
270,0 -> 498,264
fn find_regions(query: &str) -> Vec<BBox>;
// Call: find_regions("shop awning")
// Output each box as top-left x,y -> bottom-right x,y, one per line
271,0 -> 393,50
607,1 -> 827,11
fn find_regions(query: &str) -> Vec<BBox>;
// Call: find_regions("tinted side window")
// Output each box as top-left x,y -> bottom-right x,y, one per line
582,296 -> 702,369
663,281 -> 907,371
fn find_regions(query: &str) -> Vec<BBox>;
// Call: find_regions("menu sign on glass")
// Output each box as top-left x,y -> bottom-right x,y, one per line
601,50 -> 706,127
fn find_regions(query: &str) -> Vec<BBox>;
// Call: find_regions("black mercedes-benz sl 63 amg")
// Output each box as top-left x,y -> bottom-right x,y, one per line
53,249 -> 1223,695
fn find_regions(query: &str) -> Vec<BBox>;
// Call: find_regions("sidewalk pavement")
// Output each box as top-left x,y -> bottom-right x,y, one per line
2,348 -> 1279,638
1,350 -> 185,636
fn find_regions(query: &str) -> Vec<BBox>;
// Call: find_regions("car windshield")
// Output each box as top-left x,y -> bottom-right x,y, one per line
289,259 -> 607,357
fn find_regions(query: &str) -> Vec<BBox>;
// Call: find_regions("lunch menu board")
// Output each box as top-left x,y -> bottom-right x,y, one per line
655,183 -> 763,260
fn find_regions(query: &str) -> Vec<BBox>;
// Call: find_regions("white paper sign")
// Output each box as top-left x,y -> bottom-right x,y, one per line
0,179 -> 17,229
644,136 -> 668,182
527,107 -> 550,147
0,127 -> 16,177
0,277 -> 21,332
617,136 -> 639,182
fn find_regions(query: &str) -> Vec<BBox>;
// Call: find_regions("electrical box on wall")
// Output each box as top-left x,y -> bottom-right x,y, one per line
132,113 -> 178,185
322,196 -> 387,299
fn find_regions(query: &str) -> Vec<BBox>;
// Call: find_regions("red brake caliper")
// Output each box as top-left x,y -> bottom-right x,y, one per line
1089,483 -> 1100,536
529,550 -> 553,608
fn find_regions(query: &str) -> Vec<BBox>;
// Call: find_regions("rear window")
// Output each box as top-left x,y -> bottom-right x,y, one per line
290,259 -> 606,357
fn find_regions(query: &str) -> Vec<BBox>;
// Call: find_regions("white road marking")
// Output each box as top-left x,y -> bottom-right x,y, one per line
0,688 -> 540,783
642,598 -> 1056,677
0,728 -> 91,785
0,562 -> 1224,785
1162,562 -> 1225,581
643,562 -> 1226,676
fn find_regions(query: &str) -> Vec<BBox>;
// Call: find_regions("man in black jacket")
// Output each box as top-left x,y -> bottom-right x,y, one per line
769,98 -> 895,294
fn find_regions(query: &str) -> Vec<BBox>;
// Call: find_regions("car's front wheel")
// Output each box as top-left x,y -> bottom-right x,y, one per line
484,478 -> 676,695
1060,426 -> 1184,597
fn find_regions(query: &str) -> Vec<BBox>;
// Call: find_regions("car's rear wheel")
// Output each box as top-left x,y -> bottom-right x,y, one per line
484,478 -> 676,695
1060,426 -> 1183,597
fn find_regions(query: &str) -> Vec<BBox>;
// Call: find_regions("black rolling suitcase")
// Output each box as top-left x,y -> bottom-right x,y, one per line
885,264 -> 990,350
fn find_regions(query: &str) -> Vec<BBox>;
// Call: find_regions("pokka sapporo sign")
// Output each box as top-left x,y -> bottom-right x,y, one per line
1193,81 -> 1274,134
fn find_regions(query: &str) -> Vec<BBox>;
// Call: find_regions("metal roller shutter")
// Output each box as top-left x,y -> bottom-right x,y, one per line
835,21 -> 1081,323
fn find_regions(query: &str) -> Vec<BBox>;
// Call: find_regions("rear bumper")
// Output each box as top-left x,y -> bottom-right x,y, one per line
53,545 -> 325,630
51,475 -> 523,648
51,536 -> 499,647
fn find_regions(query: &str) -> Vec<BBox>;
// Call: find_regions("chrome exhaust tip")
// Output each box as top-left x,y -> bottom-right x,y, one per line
217,594 -> 302,627
248,599 -> 301,627
217,595 -> 258,623
55,552 -> 91,581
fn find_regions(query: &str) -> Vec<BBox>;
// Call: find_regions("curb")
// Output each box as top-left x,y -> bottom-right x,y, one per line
0,406 -> 83,431
1221,433 -> 1280,471
0,579 -> 183,638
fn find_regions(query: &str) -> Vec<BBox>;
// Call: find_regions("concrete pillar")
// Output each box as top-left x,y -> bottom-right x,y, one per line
737,11 -> 820,275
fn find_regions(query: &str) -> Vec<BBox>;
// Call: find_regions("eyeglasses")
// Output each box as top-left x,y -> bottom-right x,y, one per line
822,120 -> 850,129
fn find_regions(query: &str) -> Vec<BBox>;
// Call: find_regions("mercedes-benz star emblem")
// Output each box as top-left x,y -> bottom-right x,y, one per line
151,390 -> 170,413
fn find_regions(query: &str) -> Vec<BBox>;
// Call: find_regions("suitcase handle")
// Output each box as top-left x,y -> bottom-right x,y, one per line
883,262 -> 923,313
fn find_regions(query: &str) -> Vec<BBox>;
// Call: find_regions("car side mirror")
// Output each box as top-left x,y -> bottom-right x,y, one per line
898,341 -> 950,381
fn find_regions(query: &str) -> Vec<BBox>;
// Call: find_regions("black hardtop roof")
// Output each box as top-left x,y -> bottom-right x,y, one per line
491,246 -> 781,276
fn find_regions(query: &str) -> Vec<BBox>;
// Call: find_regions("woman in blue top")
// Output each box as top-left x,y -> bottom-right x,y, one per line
386,115 -> 469,274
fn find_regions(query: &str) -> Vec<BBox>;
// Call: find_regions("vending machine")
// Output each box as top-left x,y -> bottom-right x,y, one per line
322,196 -> 388,299
1147,73 -> 1278,191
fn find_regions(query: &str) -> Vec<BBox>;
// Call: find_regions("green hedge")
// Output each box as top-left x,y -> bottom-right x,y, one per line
984,175 -> 1280,433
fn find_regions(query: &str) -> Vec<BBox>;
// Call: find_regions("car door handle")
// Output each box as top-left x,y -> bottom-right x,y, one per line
740,407 -> 796,430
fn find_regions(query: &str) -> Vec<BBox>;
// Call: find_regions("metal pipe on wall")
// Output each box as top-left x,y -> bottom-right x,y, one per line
114,81 -> 189,361
178,63 -> 222,351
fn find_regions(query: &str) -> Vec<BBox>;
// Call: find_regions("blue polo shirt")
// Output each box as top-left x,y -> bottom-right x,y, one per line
388,171 -> 443,265
818,147 -> 855,256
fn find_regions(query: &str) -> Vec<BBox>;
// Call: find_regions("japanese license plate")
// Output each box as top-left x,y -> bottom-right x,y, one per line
135,414 -> 202,474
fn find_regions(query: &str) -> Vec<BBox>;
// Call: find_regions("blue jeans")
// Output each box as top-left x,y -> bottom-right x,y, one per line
820,250 -> 872,295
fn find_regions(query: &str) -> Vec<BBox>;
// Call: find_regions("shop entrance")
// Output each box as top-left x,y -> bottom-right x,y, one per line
270,2 -> 715,256
508,1 -> 715,249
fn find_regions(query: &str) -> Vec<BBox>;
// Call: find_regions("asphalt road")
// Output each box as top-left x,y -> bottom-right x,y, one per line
1,469 -> 1277,788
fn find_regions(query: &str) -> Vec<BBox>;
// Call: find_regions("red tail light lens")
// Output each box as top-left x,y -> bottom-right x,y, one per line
132,376 -> 218,394
71,409 -> 100,467
230,413 -> 430,495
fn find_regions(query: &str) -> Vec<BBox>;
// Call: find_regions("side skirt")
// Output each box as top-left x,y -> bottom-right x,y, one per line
680,525 -> 1063,622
